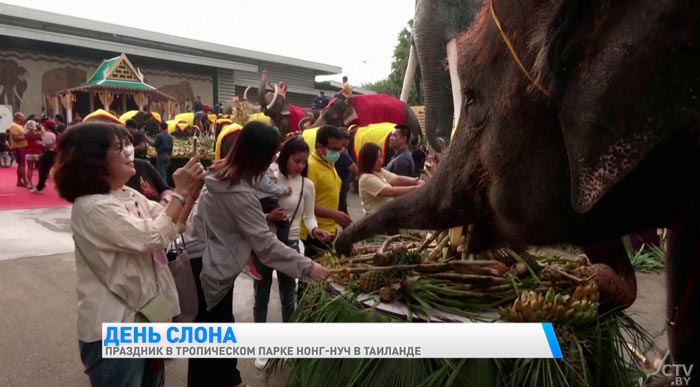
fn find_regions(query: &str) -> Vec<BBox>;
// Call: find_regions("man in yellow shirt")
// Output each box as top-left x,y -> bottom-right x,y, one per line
341,76 -> 353,100
301,125 -> 353,257
8,112 -> 28,187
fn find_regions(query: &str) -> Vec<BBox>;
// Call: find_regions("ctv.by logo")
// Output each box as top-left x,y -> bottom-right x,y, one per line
661,364 -> 693,386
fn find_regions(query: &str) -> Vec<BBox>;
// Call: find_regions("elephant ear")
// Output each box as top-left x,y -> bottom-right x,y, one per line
544,0 -> 700,213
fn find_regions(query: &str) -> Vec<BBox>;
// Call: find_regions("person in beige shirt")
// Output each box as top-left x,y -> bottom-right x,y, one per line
357,142 -> 424,215
54,121 -> 205,387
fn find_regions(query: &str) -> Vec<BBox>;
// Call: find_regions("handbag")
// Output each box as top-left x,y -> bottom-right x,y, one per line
75,237 -> 176,323
166,235 -> 199,323
277,178 -> 304,243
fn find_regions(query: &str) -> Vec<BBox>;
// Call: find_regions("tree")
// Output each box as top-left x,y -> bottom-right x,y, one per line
363,20 -> 424,105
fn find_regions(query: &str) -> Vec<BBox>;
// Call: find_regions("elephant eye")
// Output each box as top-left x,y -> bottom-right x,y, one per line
464,91 -> 475,108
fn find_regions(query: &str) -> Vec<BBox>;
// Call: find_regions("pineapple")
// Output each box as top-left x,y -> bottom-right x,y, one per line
359,271 -> 385,294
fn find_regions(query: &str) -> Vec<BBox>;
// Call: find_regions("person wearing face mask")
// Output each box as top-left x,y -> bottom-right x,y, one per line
120,128 -> 174,206
300,125 -> 353,258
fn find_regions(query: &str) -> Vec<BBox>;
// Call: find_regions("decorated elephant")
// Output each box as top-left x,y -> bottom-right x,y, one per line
309,94 -> 423,146
0,59 -> 28,112
406,0 -> 481,152
258,70 -> 306,137
336,0 -> 700,373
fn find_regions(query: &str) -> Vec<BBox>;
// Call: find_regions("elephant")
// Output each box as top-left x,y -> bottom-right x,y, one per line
258,70 -> 306,137
309,94 -> 423,147
0,59 -> 28,112
405,0 -> 482,152
41,67 -> 86,113
336,0 -> 700,374
159,81 -> 195,114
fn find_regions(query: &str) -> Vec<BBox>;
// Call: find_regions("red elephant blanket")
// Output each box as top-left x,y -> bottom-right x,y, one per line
351,94 -> 406,127
288,104 -> 305,133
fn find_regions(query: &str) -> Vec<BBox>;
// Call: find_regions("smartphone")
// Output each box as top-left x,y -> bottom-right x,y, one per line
193,136 -> 198,156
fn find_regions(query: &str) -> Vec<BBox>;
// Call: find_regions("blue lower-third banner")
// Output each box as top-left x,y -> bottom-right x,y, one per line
102,322 -> 562,359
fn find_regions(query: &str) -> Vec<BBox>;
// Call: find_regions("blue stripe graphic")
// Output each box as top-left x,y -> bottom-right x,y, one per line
541,323 -> 563,358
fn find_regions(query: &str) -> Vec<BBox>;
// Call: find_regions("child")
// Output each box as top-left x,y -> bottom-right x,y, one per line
243,164 -> 292,280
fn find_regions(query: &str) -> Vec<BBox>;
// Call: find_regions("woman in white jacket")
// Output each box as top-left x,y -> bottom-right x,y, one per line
55,121 -> 204,387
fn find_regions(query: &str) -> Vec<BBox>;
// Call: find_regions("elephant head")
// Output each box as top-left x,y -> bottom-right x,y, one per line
338,1 -> 700,367
0,60 -> 28,111
413,0 -> 481,152
310,97 -> 358,129
258,70 -> 292,135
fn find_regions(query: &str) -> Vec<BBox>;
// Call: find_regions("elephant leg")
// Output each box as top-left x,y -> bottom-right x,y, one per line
665,222 -> 700,379
577,239 -> 637,309
446,38 -> 462,127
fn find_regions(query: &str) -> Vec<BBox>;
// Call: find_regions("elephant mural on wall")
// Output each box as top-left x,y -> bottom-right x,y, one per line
41,67 -> 86,113
159,81 -> 195,114
403,0 -> 481,152
0,59 -> 28,112
337,0 -> 700,373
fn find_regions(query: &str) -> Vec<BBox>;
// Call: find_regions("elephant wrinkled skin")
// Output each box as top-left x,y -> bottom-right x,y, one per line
337,0 -> 700,372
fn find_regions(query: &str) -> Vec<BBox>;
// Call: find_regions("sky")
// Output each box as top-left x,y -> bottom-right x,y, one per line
3,0 -> 416,85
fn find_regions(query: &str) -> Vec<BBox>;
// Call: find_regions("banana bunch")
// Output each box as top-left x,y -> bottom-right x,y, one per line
572,280 -> 599,303
498,286 -> 598,326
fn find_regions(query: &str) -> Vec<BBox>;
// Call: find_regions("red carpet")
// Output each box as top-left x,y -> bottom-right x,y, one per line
0,166 -> 69,210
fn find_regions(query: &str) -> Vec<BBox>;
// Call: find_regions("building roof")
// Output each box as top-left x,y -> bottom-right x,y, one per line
0,3 -> 342,75
58,54 -> 176,102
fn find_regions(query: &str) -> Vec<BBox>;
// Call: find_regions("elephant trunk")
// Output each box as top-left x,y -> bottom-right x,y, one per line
415,16 -> 454,153
335,158 -> 471,254
258,73 -> 268,112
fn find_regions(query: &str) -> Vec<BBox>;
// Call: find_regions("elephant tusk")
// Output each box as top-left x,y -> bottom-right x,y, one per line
266,84 -> 279,111
13,87 -> 22,103
243,86 -> 251,100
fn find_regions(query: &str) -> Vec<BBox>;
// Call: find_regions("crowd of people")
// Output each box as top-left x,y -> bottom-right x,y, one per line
3,111 -> 66,193
3,97 -> 425,386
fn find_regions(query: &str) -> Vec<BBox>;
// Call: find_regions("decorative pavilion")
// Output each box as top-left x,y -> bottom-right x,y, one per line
54,53 -> 176,123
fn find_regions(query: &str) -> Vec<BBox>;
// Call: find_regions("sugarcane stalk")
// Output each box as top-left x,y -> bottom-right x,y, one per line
329,263 -> 450,274
462,224 -> 474,260
426,233 -> 450,261
419,230 -> 443,252
338,254 -> 375,264
421,272 -> 508,283
379,234 -> 404,254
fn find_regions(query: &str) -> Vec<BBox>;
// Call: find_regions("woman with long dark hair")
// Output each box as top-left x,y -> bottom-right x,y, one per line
357,142 -> 424,215
252,135 -> 332,369
54,121 -> 205,387
188,121 -> 329,387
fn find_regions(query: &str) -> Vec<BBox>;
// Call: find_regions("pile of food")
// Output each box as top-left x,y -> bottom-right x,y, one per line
263,232 -> 658,387
315,233 -> 601,324
147,135 -> 216,160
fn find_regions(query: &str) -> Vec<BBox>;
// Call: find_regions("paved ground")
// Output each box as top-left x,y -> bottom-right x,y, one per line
0,193 -> 669,387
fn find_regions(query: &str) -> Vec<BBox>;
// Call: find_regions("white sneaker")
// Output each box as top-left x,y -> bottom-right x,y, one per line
254,357 -> 268,370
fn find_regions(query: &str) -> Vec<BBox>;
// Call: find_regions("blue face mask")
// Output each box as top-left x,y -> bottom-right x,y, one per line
324,150 -> 341,163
